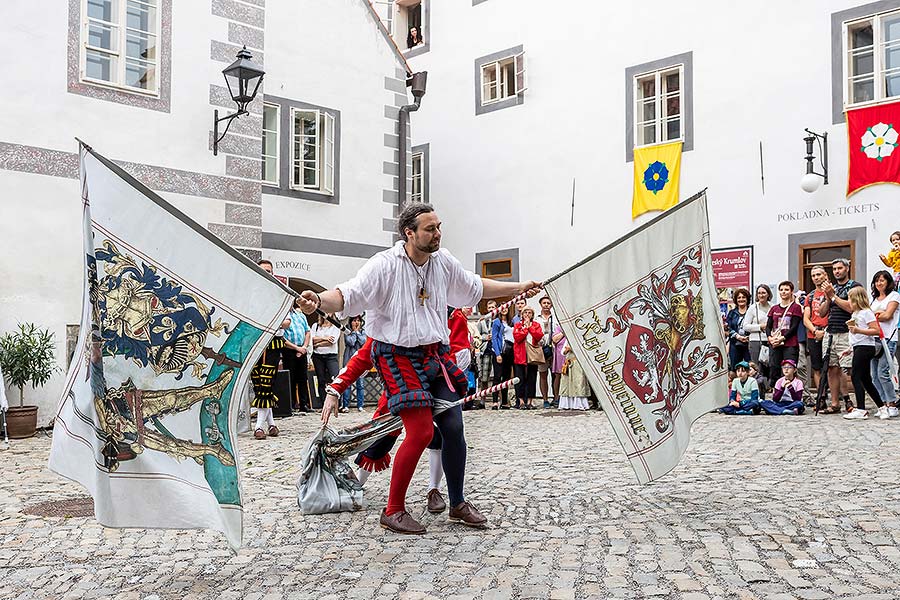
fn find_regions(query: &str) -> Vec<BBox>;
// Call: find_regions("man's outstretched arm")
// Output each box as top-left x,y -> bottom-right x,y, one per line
298,289 -> 345,315
481,278 -> 542,300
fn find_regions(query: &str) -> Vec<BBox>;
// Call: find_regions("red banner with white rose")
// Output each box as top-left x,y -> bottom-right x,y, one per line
847,100 -> 900,196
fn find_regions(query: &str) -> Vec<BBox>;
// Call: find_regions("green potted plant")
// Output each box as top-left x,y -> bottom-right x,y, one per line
0,323 -> 57,438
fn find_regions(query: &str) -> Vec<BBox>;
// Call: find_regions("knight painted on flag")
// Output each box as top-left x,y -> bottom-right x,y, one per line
49,143 -> 294,549
545,191 -> 726,484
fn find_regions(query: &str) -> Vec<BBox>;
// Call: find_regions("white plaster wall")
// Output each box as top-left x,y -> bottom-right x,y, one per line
0,0 -> 225,174
408,0 -> 896,287
261,249 -> 367,291
0,171 -> 83,425
261,0 -> 407,247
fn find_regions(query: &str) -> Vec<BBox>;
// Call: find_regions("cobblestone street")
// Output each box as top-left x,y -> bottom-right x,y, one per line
2,409 -> 900,600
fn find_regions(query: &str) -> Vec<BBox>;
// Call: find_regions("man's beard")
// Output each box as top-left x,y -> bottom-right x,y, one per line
416,238 -> 439,253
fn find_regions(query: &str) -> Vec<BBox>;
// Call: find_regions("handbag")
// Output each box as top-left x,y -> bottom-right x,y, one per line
542,316 -> 554,359
526,334 -> 546,365
758,344 -> 770,365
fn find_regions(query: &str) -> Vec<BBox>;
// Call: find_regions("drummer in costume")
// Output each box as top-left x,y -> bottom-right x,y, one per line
252,260 -> 291,440
300,203 -> 539,534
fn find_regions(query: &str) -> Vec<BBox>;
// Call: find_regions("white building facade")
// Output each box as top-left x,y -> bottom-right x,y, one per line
0,0 -> 412,424
399,0 -> 900,306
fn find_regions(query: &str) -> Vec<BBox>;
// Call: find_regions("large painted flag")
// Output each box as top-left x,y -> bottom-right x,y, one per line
545,190 -> 726,483
847,100 -> 900,196
632,141 -> 682,218
49,143 -> 294,549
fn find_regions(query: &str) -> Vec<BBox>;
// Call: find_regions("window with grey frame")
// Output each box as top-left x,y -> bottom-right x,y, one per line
82,0 -> 160,93
411,152 -> 424,203
291,108 -> 335,195
475,45 -> 526,115
261,96 -> 340,203
625,51 -> 693,162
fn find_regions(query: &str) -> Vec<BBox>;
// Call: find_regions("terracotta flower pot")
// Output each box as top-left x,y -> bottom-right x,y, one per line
6,405 -> 38,439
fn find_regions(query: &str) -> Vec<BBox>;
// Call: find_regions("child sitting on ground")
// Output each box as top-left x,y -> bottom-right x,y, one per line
748,361 -> 768,399
719,361 -> 761,415
761,359 -> 805,415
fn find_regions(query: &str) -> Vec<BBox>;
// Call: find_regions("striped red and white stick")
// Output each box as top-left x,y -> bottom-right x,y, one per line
480,287 -> 544,321
461,377 -> 520,404
333,377 -> 521,437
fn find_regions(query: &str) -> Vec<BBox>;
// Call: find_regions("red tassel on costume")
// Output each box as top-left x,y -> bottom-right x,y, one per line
357,453 -> 391,473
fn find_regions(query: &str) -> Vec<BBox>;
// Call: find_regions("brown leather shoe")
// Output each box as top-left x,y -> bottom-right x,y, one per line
426,488 -> 446,514
379,510 -> 426,534
268,425 -> 279,437
254,428 -> 266,440
448,501 -> 488,528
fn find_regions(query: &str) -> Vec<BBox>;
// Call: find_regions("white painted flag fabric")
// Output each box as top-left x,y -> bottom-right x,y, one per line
545,191 -> 726,484
49,144 -> 294,549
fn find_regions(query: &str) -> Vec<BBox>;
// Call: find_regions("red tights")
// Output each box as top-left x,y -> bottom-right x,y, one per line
384,407 -> 434,515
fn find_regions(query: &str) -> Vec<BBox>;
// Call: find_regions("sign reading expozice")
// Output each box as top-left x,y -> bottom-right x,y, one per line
545,192 -> 727,483
711,246 -> 753,291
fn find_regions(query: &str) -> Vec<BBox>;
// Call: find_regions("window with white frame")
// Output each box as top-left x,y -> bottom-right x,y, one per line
480,53 -> 525,105
634,66 -> 682,147
373,0 -> 393,35
411,152 -> 424,203
844,10 -> 900,106
82,0 -> 160,93
292,109 -> 335,195
261,104 -> 279,186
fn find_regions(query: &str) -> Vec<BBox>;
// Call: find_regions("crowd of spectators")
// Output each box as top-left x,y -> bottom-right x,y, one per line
720,256 -> 900,421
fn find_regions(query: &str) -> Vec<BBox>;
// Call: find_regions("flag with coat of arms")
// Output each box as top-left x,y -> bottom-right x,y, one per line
545,190 -> 726,484
48,142 -> 295,550
632,141 -> 682,218
847,100 -> 900,196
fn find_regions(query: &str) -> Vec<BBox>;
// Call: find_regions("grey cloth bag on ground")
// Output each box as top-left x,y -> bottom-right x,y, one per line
296,429 -> 364,515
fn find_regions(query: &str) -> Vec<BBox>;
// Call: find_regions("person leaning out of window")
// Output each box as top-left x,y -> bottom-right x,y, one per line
765,281 -> 803,382
725,288 -> 752,376
407,26 -> 424,49
744,284 -> 773,375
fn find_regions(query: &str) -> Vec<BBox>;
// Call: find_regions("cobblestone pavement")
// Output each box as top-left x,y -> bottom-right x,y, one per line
2,408 -> 900,600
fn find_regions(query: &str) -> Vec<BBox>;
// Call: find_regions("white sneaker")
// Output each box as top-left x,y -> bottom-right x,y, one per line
878,407 -> 891,420
888,406 -> 900,418
843,409 -> 869,420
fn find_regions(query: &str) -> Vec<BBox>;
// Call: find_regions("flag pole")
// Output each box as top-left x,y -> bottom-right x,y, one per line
329,377 -> 520,438
542,188 -> 709,287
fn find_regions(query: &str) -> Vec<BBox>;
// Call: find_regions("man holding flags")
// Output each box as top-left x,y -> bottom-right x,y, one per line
298,203 -> 540,534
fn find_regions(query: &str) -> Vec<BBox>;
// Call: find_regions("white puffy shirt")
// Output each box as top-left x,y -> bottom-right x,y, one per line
337,242 -> 483,347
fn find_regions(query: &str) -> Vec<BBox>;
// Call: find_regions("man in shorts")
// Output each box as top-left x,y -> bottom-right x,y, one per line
803,266 -> 829,400
817,258 -> 862,413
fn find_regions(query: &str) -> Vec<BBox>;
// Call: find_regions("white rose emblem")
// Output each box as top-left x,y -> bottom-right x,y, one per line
861,122 -> 899,161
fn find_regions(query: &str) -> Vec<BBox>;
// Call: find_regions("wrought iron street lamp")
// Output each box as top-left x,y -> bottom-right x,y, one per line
800,128 -> 828,193
213,46 -> 265,156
